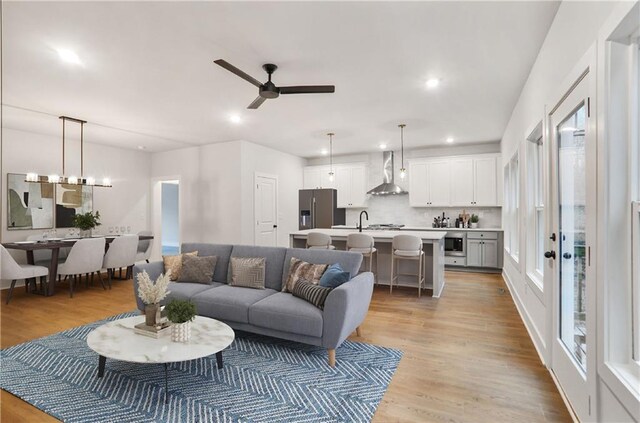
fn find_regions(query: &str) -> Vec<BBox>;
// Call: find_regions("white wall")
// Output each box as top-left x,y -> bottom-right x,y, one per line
308,143 -> 502,228
499,1 -> 637,421
1,127 -> 152,287
150,140 -> 304,255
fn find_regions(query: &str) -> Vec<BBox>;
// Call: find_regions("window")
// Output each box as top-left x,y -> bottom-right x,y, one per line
504,152 -> 520,261
634,201 -> 640,363
526,123 -> 545,287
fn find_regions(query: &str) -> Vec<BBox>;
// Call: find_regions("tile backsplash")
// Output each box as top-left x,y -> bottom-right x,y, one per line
345,195 -> 502,228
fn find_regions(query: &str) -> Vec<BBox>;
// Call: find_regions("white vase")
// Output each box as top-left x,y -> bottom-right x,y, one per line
171,321 -> 191,343
470,222 -> 478,229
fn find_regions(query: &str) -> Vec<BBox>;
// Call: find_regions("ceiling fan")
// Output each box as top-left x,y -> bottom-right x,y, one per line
214,59 -> 335,109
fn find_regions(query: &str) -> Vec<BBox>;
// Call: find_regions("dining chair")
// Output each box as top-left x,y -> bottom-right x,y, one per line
58,237 -> 107,297
0,245 -> 49,304
136,231 -> 153,263
306,232 -> 336,250
347,233 -> 377,282
103,234 -> 139,287
390,234 -> 425,297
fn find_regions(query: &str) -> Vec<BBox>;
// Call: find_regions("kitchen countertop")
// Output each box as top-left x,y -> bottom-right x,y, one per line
331,225 -> 503,232
291,228 -> 446,240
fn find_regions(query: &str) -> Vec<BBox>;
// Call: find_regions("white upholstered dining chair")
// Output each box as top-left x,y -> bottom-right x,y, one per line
58,237 -> 107,297
135,231 -> 153,263
389,234 -> 425,297
347,233 -> 377,282
103,235 -> 139,286
0,245 -> 49,304
306,232 -> 336,250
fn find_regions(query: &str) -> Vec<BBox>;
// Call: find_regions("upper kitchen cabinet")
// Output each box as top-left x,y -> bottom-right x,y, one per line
303,166 -> 336,189
303,163 -> 367,208
450,155 -> 498,206
335,163 -> 367,208
409,154 -> 501,207
408,159 -> 451,207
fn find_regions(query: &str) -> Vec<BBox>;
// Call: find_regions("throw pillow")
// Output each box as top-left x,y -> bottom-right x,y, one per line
178,255 -> 217,284
163,251 -> 198,281
292,279 -> 333,310
229,257 -> 266,289
318,263 -> 351,289
282,258 -> 328,293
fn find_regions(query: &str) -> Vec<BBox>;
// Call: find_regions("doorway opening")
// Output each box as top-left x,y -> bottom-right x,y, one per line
161,180 -> 180,255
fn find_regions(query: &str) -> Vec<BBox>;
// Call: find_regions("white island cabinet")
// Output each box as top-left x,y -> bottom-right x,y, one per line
289,229 -> 446,298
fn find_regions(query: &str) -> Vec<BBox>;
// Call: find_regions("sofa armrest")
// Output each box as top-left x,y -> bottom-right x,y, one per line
322,272 -> 374,349
132,261 -> 165,311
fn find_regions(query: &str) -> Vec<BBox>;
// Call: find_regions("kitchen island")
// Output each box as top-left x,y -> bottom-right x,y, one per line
289,229 -> 446,298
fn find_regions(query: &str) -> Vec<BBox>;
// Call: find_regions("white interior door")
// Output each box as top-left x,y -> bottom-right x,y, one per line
254,174 -> 278,246
548,69 -> 596,421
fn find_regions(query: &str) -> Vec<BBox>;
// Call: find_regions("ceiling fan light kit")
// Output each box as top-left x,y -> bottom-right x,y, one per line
214,59 -> 335,109
327,132 -> 335,182
25,116 -> 112,188
399,124 -> 407,179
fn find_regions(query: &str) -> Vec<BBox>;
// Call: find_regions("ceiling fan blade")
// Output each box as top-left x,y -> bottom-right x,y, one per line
247,96 -> 267,109
213,59 -> 262,88
279,85 -> 335,94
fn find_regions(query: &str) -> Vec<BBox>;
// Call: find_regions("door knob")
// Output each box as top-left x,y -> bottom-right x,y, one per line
563,252 -> 572,259
549,233 -> 556,241
273,225 -> 278,228
544,250 -> 556,260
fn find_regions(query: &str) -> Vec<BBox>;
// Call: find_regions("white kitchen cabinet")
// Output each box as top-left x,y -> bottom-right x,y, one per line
408,159 -> 450,206
303,166 -> 335,189
474,157 -> 497,206
450,158 -> 474,206
335,163 -> 367,208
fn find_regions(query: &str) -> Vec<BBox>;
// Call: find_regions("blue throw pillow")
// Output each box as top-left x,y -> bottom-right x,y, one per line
319,263 -> 351,289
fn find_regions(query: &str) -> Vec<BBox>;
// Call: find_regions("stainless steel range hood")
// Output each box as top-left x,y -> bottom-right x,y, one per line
367,151 -> 408,195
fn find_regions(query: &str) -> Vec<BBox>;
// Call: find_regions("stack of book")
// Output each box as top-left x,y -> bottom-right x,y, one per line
134,321 -> 171,338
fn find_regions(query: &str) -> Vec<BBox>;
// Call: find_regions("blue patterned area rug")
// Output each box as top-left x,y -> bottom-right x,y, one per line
1,312 -> 402,422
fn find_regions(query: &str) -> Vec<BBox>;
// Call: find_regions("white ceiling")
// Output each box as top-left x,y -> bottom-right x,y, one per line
2,1 -> 560,157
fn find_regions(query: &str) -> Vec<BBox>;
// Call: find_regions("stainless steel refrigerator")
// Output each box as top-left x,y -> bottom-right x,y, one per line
299,189 -> 345,230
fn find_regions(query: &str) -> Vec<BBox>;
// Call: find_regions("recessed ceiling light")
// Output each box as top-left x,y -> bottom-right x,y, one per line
446,137 -> 454,143
56,48 -> 82,66
229,114 -> 242,124
379,143 -> 387,150
426,78 -> 440,89
137,145 -> 146,150
321,148 -> 328,155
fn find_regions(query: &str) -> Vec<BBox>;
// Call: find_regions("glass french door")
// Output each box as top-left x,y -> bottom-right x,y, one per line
548,69 -> 596,421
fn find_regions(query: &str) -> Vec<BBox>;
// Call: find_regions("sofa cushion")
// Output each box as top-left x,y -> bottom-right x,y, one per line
318,263 -> 351,289
191,285 -> 277,323
229,245 -> 287,291
181,243 -> 233,282
282,258 -> 328,293
163,251 -> 198,281
249,292 -> 324,338
292,279 -> 332,310
178,255 -> 217,284
229,257 -> 266,289
282,248 -> 363,286
165,281 -> 221,302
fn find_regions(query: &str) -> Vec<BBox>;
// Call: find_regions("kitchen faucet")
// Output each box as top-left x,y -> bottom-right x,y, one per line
358,210 -> 369,232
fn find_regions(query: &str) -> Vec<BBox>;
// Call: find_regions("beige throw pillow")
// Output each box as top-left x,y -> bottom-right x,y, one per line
229,257 -> 266,289
178,255 -> 217,284
163,251 -> 198,281
283,258 -> 328,293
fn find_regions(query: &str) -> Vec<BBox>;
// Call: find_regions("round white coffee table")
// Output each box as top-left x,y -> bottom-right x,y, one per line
87,315 -> 235,403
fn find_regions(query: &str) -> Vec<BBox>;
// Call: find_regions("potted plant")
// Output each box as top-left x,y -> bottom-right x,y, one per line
470,214 -> 479,229
166,299 -> 197,343
136,270 -> 171,327
72,210 -> 101,237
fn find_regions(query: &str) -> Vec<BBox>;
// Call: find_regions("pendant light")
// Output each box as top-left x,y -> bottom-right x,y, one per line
327,132 -> 335,182
26,116 -> 112,187
399,124 -> 407,179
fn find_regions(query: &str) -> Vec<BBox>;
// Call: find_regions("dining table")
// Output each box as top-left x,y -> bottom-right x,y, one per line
2,235 -> 154,296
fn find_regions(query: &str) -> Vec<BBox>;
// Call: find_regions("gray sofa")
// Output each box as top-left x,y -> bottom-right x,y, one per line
132,243 -> 374,366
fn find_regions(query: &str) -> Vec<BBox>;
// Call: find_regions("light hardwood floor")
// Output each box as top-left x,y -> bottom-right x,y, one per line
0,271 -> 571,422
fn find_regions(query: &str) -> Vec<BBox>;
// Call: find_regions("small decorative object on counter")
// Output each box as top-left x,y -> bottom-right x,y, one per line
470,214 -> 479,229
72,210 -> 101,237
136,270 -> 171,327
459,210 -> 471,228
166,299 -> 197,343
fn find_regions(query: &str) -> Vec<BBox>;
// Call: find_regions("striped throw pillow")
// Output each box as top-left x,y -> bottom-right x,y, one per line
291,279 -> 333,310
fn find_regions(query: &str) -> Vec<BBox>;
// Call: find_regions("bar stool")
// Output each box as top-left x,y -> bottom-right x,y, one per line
306,232 -> 335,250
390,234 -> 425,297
347,233 -> 377,282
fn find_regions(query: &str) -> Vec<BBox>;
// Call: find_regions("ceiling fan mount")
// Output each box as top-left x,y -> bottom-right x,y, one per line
214,59 -> 335,109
